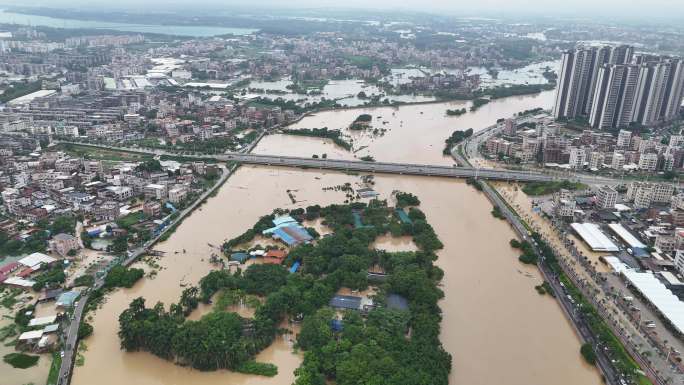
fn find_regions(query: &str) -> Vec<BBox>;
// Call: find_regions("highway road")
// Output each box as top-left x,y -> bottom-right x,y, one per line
480,181 -> 631,385
54,141 -> 557,183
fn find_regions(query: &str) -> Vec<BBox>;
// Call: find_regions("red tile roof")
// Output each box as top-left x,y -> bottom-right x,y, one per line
264,250 -> 287,259
0,262 -> 20,275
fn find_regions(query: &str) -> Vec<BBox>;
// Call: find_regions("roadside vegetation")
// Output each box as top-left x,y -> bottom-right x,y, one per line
531,233 -> 653,385
46,351 -> 62,385
580,343 -> 597,365
521,180 -> 587,196
104,266 -> 145,288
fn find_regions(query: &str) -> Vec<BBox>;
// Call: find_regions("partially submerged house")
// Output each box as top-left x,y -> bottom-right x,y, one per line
263,216 -> 313,247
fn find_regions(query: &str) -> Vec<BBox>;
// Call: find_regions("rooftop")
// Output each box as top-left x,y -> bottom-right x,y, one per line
571,223 -> 619,252
329,295 -> 362,310
19,252 -> 57,269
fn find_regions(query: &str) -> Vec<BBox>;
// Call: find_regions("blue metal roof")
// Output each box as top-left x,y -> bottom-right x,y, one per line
272,215 -> 297,227
289,261 -> 300,273
230,253 -> 249,262
273,228 -> 297,246
330,319 -> 343,332
395,209 -> 412,224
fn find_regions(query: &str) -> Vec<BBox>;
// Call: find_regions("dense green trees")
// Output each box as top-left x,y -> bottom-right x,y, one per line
0,80 -> 42,103
135,159 -> 163,173
119,196 -> 450,383
395,192 -> 420,208
78,321 -> 94,339
522,180 -> 587,196
74,275 -> 95,287
3,352 -> 39,369
0,230 -> 48,256
580,343 -> 597,365
48,215 -> 77,235
470,98 -> 490,111
243,264 -> 289,296
282,128 -> 352,151
105,266 -> 144,288
350,114 -> 373,130
110,235 -> 129,255
32,265 -> 66,291
443,128 -> 474,155
222,214 -> 275,250
446,108 -> 467,116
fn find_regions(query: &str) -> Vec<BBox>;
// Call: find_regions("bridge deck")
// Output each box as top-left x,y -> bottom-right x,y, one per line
54,141 -> 555,182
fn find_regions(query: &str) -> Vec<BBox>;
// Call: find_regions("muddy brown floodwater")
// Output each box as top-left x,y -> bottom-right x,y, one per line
74,91 -> 600,385
255,91 -> 555,165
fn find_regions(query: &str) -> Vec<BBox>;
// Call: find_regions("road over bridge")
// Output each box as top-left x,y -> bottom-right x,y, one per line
55,141 -> 557,183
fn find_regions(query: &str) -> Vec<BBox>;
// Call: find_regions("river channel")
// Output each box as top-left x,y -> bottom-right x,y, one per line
72,91 -> 601,385
255,91 -> 555,164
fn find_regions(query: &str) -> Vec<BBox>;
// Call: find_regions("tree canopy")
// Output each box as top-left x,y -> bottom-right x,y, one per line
119,195 -> 450,383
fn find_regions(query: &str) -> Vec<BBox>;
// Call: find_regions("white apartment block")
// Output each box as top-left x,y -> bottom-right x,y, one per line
596,185 -> 618,209
611,152 -> 625,170
588,152 -> 605,170
617,129 -> 632,147
638,153 -> 658,171
670,135 -> 684,148
568,147 -> 586,170
627,182 -> 675,208
655,235 -> 676,254
676,250 -> 684,276
672,193 -> 684,211
168,187 -> 188,204
144,184 -> 168,200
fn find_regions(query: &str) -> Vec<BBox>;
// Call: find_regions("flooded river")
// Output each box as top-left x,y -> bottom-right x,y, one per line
73,90 -> 600,385
255,91 -> 555,164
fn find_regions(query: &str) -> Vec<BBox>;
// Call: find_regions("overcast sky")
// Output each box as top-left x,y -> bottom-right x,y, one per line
8,0 -> 684,19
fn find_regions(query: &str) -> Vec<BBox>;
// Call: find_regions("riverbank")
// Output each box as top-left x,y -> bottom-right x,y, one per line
72,166 -> 602,385
256,90 -> 555,165
69,87 -> 600,385
279,86 -> 554,129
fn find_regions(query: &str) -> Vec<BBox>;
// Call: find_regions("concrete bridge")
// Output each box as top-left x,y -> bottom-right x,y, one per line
54,141 -> 556,182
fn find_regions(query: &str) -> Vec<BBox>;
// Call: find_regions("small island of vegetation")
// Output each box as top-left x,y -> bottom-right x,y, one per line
446,108 -> 467,116
118,196 -> 451,384
281,127 -> 352,151
350,114 -> 373,130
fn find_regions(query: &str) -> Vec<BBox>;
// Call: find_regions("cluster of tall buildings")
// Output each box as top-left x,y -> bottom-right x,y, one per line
553,45 -> 684,129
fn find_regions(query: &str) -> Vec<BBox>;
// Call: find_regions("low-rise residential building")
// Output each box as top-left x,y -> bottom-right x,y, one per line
143,201 -> 162,218
50,233 -> 80,256
655,234 -> 676,254
144,184 -> 167,200
168,187 -> 188,204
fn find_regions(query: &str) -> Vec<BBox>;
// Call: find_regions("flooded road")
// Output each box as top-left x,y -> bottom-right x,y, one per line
73,90 -> 600,385
255,91 -> 555,164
